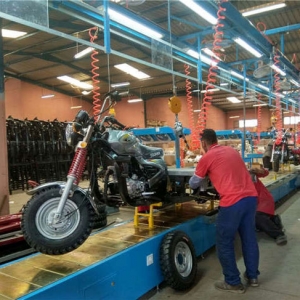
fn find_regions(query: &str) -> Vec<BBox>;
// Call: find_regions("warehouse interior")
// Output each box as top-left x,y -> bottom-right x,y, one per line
1,0 -> 300,299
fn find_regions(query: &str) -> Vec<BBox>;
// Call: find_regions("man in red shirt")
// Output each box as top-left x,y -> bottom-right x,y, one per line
189,129 -> 259,294
250,165 -> 287,245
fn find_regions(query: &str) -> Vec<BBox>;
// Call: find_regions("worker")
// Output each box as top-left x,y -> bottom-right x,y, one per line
249,165 -> 287,245
189,129 -> 259,294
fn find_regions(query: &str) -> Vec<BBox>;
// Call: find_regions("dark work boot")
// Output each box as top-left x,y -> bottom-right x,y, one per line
276,234 -> 287,245
214,281 -> 245,294
244,272 -> 259,287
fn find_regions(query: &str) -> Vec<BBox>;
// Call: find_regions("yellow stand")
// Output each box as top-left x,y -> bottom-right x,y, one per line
134,202 -> 163,229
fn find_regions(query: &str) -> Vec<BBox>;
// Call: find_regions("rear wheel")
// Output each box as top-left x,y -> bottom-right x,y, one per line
21,186 -> 95,255
93,203 -> 107,229
160,230 -> 197,291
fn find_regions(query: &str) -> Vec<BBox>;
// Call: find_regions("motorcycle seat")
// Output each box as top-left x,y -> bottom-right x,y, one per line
139,144 -> 164,159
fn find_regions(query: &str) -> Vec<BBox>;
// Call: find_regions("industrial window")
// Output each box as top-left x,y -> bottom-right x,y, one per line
283,116 -> 300,125
239,119 -> 257,128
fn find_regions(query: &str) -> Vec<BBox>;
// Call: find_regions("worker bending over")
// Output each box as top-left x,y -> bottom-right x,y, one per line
250,165 -> 287,245
189,129 -> 259,294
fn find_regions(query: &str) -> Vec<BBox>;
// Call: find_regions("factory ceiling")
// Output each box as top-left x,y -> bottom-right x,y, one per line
1,0 -> 300,113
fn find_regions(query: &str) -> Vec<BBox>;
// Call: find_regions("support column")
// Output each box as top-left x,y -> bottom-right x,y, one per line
0,18 -> 10,215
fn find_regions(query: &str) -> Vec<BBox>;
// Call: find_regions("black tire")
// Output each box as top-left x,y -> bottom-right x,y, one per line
160,230 -> 197,291
21,186 -> 96,255
93,204 -> 107,229
263,156 -> 272,170
273,154 -> 280,172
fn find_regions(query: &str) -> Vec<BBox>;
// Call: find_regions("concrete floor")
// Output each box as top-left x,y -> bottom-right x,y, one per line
6,182 -> 300,300
146,191 -> 300,300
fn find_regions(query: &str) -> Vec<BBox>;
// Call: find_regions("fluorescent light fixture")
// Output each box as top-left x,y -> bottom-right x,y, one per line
200,88 -> 220,93
187,49 -> 217,66
220,82 -> 229,86
108,8 -> 163,40
270,64 -> 286,76
71,106 -> 82,109
253,103 -> 268,107
114,63 -> 150,80
74,47 -> 94,59
233,37 -> 263,58
227,97 -> 241,103
179,0 -> 217,25
57,75 -> 93,90
111,82 -> 130,88
290,79 -> 300,87
128,98 -> 143,103
289,98 -> 297,104
283,111 -> 289,114
258,84 -> 270,92
202,48 -> 221,61
41,94 -> 55,99
230,70 -> 249,81
229,116 -> 240,118
2,29 -> 27,38
194,109 -> 201,112
242,3 -> 286,17
82,90 -> 92,95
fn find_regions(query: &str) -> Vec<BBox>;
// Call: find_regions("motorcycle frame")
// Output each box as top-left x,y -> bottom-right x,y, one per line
26,94 -> 117,224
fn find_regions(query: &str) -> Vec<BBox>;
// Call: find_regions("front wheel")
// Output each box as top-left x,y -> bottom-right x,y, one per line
21,187 -> 96,255
273,154 -> 280,172
160,230 -> 197,291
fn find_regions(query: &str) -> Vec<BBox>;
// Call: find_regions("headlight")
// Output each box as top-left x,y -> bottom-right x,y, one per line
65,122 -> 86,147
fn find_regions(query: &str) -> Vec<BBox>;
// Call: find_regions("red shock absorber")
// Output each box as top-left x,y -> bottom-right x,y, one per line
184,63 -> 199,150
196,0 -> 227,138
273,49 -> 283,145
255,94 -> 262,145
68,147 -> 88,185
89,27 -> 101,120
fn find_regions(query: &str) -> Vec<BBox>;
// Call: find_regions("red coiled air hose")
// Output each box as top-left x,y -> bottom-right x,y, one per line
184,64 -> 199,150
273,50 -> 283,145
196,0 -> 227,138
89,27 -> 101,121
256,94 -> 262,145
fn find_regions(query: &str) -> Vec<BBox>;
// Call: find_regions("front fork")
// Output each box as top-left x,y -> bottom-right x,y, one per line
52,175 -> 76,224
52,126 -> 91,224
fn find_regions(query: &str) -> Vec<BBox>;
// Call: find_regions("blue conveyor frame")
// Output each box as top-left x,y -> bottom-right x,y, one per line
1,171 -> 299,300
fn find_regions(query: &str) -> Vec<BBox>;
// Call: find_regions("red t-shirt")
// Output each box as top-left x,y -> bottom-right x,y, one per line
195,144 -> 257,207
254,169 -> 275,215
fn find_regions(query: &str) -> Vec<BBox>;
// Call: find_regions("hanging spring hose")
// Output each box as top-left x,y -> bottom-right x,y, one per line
184,64 -> 199,150
89,27 -> 101,121
196,0 -> 227,138
256,94 -> 262,145
273,49 -> 283,145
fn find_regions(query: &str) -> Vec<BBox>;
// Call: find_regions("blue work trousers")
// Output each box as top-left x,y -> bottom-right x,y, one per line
216,196 -> 259,286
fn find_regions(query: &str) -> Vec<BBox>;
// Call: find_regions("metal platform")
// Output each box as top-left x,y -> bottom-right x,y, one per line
0,169 -> 299,300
